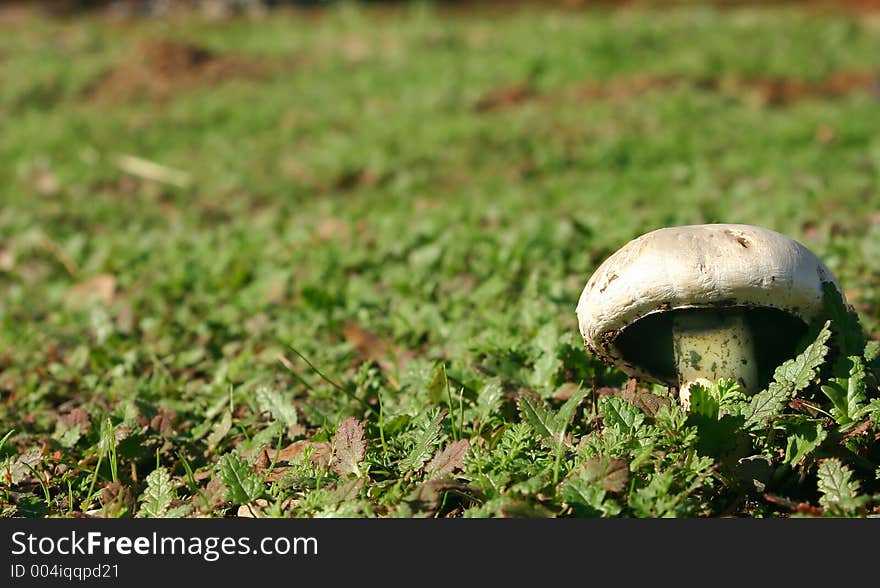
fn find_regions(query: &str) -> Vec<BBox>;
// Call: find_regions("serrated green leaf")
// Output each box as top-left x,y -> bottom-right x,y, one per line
529,324 -> 561,391
628,469 -> 684,518
562,477 -> 620,517
256,385 -> 298,428
816,458 -> 867,516
599,396 -> 644,433
716,378 -> 748,413
744,382 -> 789,428
865,340 -> 879,363
782,419 -> 827,466
555,389 -> 588,431
822,282 -> 866,360
218,453 -> 263,505
137,467 -> 176,518
821,356 -> 866,426
688,384 -> 719,421
745,322 -> 831,428
864,399 -> 880,424
517,389 -> 586,448
517,396 -> 557,440
770,322 -> 832,390
400,410 -> 444,472
530,352 -> 560,391
684,381 -> 744,457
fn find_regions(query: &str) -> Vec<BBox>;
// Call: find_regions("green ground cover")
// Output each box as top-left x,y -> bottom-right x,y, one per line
1,3 -> 879,517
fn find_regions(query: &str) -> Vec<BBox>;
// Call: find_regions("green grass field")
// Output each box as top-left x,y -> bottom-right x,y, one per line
2,2 -> 880,518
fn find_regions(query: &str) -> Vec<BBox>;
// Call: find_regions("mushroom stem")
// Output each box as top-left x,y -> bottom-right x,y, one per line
672,309 -> 757,402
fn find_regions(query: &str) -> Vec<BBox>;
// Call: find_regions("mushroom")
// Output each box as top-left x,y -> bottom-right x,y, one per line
575,224 -> 841,400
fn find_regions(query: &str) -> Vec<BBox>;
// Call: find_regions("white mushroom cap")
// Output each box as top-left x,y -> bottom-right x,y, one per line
576,223 -> 842,384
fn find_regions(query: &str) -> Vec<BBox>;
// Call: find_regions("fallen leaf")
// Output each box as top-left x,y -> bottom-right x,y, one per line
0,245 -> 13,271
600,378 -> 671,417
271,440 -> 332,468
425,439 -> 469,476
315,217 -> 349,241
332,417 -> 366,477
100,481 -> 133,516
237,498 -> 271,518
398,479 -> 474,517
150,408 -> 176,436
310,442 -> 332,468
841,419 -> 872,442
68,274 -> 117,306
5,448 -> 43,485
343,322 -> 388,362
61,407 -> 92,432
287,423 -> 306,439
581,456 -> 630,493
553,382 -> 582,401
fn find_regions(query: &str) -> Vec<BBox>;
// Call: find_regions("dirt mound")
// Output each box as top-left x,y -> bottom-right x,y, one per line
85,38 -> 269,103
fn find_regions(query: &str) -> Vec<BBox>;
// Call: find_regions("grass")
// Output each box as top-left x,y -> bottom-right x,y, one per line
1,2 -> 879,518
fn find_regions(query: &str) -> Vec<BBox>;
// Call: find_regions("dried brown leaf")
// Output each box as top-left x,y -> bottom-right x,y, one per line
343,322 -> 388,362
272,440 -> 332,468
100,481 -> 133,516
602,378 -> 671,417
275,440 -> 308,463
310,442 -> 332,468
61,407 -> 91,432
237,498 -> 271,518
68,274 -> 117,306
399,479 -> 474,517
263,467 -> 291,483
841,419 -> 872,442
332,418 -> 366,477
552,382 -> 582,401
287,423 -> 306,439
425,439 -> 469,476
149,409 -> 176,436
5,448 -> 43,485
581,456 -> 630,493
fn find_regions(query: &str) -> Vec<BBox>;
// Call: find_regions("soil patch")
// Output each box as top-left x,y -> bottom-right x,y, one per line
581,71 -> 880,106
578,75 -> 683,102
84,38 -> 271,103
474,70 -> 880,113
473,83 -> 537,112
705,71 -> 880,106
